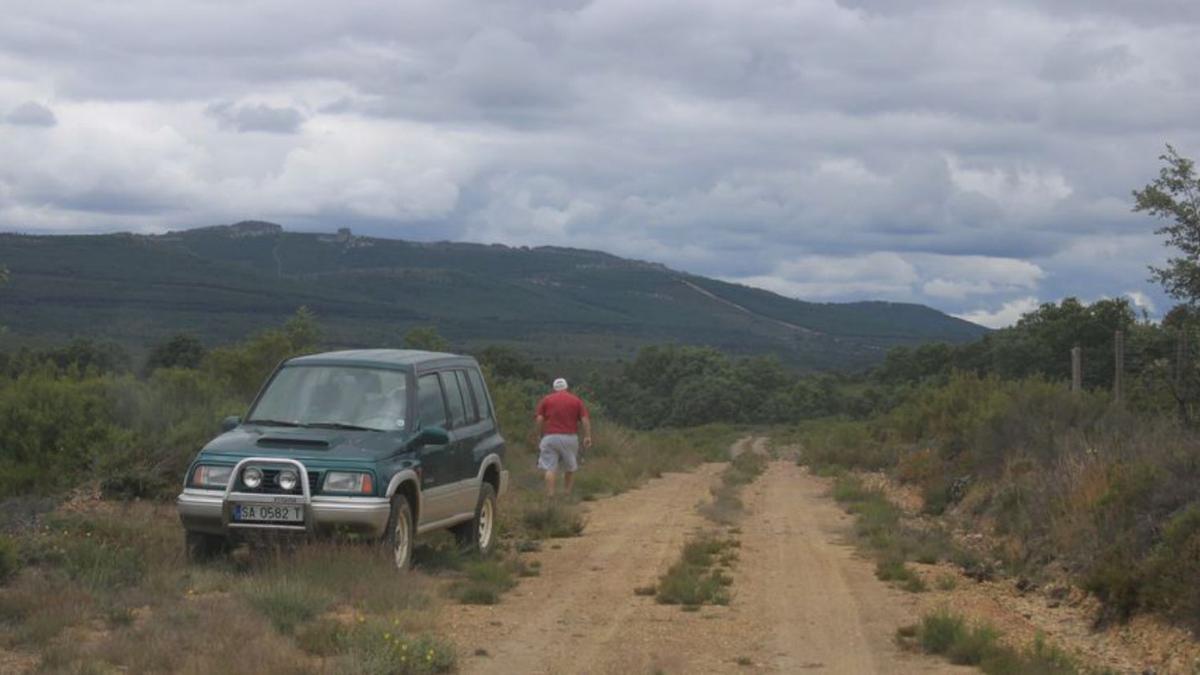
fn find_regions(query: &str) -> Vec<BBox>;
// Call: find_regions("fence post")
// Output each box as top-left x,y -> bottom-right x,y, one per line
1177,329 -> 1188,389
1071,346 -> 1081,393
1113,330 -> 1124,405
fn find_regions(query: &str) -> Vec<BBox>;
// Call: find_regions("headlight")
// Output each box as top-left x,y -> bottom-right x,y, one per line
191,465 -> 233,489
323,471 -> 374,494
242,466 -> 263,489
277,469 -> 299,491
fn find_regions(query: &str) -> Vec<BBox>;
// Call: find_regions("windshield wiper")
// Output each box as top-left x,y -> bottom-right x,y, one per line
303,421 -> 381,432
245,418 -> 302,427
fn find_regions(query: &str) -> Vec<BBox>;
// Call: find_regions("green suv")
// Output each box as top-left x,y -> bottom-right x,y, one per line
176,349 -> 508,569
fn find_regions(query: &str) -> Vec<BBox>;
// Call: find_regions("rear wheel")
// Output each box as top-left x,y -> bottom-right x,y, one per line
453,483 -> 497,556
384,495 -> 415,571
184,530 -> 226,563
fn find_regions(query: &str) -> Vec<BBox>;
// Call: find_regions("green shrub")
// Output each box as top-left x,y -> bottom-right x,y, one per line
241,577 -> 333,634
60,539 -> 145,592
901,611 -> 1080,675
0,535 -> 19,585
916,610 -> 966,655
342,624 -> 457,675
446,559 -> 518,605
521,502 -> 585,539
655,536 -> 736,608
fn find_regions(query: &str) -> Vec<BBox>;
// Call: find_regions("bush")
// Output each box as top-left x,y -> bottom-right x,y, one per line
655,537 -> 736,608
901,611 -> 1079,675
446,559 -> 518,605
241,577 -> 333,634
521,502 -> 585,539
0,535 -> 19,585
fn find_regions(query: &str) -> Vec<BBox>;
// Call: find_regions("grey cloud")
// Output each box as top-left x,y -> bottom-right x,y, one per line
1,0 -> 1198,324
206,101 -> 304,134
5,101 -> 56,126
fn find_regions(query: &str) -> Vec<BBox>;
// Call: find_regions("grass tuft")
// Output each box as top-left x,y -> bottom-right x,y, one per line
899,610 -> 1080,674
446,558 -> 518,605
240,577 -> 334,634
521,502 -> 585,539
655,536 -> 736,607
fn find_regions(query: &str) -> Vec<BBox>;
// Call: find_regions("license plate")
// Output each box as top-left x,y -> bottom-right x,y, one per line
232,503 -> 304,523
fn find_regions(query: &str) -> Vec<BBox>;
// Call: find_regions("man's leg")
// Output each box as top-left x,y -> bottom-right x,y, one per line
544,470 -> 557,497
563,471 -> 575,495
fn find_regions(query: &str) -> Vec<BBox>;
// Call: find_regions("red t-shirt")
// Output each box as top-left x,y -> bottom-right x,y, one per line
536,391 -> 589,435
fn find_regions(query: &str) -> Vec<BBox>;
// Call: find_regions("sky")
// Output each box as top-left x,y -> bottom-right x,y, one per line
2,1 -> 1199,328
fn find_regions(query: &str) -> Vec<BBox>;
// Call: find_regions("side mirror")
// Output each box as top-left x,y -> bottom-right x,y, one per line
415,426 -> 449,447
221,416 -> 241,433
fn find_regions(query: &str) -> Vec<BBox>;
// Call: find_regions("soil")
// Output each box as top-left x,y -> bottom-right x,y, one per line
441,445 -> 969,674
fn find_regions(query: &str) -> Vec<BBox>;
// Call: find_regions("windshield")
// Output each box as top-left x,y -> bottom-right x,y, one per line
247,365 -> 408,432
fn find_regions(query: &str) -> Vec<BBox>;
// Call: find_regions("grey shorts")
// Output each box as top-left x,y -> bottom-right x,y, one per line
537,434 -> 580,473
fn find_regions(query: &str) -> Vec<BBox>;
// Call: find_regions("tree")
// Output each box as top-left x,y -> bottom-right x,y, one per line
477,345 -> 541,381
1134,145 -> 1200,304
403,326 -> 449,352
145,334 -> 206,372
284,306 -> 320,352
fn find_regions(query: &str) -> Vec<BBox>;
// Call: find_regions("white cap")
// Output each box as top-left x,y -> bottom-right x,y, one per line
553,377 -> 568,391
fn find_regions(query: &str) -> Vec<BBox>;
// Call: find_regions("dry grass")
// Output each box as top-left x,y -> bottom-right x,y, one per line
0,500 -> 446,674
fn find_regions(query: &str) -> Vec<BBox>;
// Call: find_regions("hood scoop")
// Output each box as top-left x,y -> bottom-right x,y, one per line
256,437 -> 330,449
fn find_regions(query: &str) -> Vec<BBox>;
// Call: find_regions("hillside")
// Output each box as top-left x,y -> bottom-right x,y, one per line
0,221 -> 986,370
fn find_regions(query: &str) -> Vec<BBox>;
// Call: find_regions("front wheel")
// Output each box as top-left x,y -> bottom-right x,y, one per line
384,495 -> 415,571
453,483 -> 497,556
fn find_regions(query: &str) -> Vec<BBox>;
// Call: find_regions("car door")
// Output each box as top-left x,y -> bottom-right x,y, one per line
438,369 -> 477,518
416,372 -> 455,526
455,368 -> 490,477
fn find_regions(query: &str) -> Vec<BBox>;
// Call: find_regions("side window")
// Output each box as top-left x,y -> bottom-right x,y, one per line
418,374 -> 447,429
441,371 -> 468,428
467,369 -> 491,421
455,370 -> 479,423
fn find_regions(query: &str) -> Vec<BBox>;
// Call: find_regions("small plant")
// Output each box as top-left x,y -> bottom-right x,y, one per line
900,610 -> 1080,674
241,577 -> 333,634
655,536 -> 736,608
0,535 -> 19,585
875,557 -> 926,593
521,502 -> 585,539
343,621 -> 457,674
447,558 -> 518,605
297,618 -> 350,657
934,574 -> 958,591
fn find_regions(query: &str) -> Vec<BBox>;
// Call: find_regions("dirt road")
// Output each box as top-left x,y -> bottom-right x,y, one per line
444,451 -> 967,674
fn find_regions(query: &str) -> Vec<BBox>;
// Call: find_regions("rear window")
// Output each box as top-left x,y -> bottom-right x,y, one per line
455,370 -> 479,423
442,370 -> 469,428
467,368 -> 491,420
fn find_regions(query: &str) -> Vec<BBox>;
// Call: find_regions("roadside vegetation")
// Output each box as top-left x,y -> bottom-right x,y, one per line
897,610 -> 1081,675
651,441 -> 766,610
830,474 -> 964,593
0,310 -> 743,670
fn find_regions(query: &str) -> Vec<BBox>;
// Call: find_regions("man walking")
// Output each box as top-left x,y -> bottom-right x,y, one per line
535,377 -> 592,497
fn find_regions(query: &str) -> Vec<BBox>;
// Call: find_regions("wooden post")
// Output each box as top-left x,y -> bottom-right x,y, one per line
1113,330 -> 1124,405
1177,330 -> 1188,389
1071,346 -> 1081,393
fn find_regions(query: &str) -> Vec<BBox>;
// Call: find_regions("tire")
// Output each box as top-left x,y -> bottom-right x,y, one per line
184,530 -> 225,563
384,494 -> 415,571
453,483 -> 498,556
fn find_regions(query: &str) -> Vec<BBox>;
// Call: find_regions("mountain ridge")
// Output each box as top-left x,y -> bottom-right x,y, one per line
0,221 -> 986,370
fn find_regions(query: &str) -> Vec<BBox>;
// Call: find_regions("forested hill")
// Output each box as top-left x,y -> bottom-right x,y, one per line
0,221 -> 986,370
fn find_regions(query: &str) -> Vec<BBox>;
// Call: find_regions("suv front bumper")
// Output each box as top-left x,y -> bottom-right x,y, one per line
177,457 -> 392,538
177,489 -> 392,537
